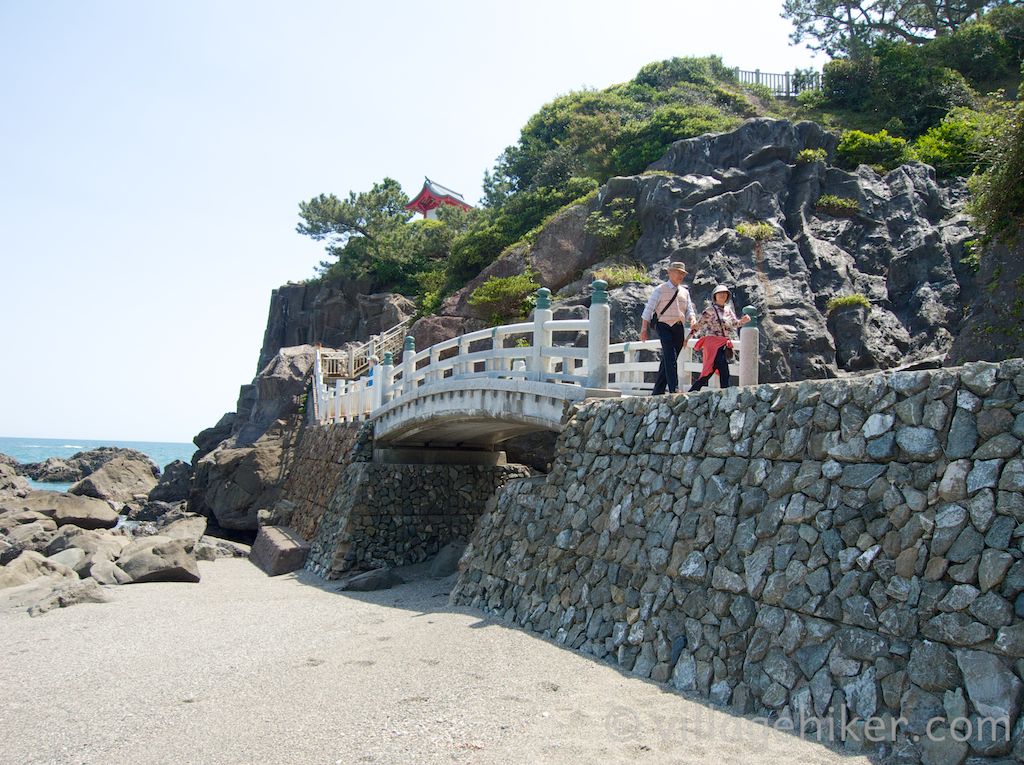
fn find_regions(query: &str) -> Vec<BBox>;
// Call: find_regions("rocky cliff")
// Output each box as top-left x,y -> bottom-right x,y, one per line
428,119 -> 975,382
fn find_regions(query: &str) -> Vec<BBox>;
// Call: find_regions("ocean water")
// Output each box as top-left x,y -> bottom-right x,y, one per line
0,436 -> 196,493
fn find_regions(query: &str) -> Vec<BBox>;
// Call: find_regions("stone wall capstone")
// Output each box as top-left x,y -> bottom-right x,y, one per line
451,359 -> 1024,761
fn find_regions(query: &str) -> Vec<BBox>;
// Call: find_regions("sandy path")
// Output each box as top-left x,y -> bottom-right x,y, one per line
0,559 -> 871,765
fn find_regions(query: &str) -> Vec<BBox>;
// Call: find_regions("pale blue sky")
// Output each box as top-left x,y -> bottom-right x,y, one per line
0,1 -> 824,443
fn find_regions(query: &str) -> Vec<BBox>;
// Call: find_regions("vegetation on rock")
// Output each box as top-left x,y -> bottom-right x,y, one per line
826,293 -> 871,312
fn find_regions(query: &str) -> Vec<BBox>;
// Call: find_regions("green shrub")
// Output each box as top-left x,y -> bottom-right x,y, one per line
816,194 -> 861,216
826,293 -> 871,312
634,56 -> 735,89
796,148 -> 828,165
987,5 -> 1024,64
836,129 -> 911,172
605,105 -> 742,177
968,101 -> 1024,244
734,221 -> 776,241
926,21 -> 1013,85
822,57 -> 876,109
467,271 -> 542,325
585,196 -> 639,258
913,105 -> 1009,178
745,83 -> 774,101
796,89 -> 826,108
590,264 -> 653,288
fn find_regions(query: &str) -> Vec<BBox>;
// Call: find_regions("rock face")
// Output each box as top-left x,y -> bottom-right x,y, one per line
452,359 -> 1024,762
190,429 -> 288,531
69,455 -> 159,503
148,460 -> 192,502
419,119 -> 974,384
188,346 -> 314,532
257,282 -> 415,372
949,227 -> 1024,365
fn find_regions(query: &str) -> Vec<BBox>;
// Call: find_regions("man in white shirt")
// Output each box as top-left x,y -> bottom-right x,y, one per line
640,261 -> 698,394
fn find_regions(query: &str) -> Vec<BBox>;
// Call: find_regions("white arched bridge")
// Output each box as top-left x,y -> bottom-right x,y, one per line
311,281 -> 761,452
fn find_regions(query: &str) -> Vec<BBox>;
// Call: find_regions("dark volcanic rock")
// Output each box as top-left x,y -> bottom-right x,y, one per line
948,227 -> 1024,364
427,118 -> 975,384
148,459 -> 192,502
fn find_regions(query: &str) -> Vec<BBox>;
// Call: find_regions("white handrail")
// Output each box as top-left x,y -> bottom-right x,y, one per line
313,282 -> 761,424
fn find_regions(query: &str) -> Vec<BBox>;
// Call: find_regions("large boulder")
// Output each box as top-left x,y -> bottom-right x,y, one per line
0,575 -> 109,616
116,536 -> 200,583
44,525 -> 130,559
189,430 -> 285,531
5,491 -> 122,530
148,459 -> 192,502
193,412 -> 236,460
0,463 -> 28,494
69,455 -> 159,503
0,550 -> 78,589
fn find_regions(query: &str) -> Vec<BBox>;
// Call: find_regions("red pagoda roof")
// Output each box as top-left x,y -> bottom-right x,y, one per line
405,177 -> 473,216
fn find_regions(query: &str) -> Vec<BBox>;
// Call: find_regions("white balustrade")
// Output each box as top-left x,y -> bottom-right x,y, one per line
310,281 -> 761,424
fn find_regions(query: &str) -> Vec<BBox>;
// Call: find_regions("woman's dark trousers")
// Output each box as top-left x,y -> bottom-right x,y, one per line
651,321 -> 687,394
689,345 -> 731,391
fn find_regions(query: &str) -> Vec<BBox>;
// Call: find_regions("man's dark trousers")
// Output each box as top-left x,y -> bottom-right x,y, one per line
651,321 -> 687,394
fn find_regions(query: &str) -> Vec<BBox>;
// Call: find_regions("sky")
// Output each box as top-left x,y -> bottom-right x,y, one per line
0,0 -> 826,443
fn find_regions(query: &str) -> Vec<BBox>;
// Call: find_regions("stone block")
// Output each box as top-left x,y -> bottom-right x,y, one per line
249,525 -> 311,576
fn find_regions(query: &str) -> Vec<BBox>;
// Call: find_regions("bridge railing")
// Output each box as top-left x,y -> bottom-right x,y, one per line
312,280 -> 760,424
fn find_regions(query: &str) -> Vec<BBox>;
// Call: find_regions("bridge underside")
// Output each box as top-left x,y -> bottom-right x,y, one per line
372,379 -> 617,450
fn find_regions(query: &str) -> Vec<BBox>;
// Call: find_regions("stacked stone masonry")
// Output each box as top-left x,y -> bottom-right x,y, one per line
451,360 -> 1024,763
304,458 -> 530,579
281,422 -> 370,540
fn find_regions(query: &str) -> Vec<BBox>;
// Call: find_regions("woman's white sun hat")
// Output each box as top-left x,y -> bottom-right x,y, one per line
711,284 -> 731,299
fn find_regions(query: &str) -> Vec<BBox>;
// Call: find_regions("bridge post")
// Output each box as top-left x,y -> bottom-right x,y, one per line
333,379 -> 343,423
739,307 -> 760,386
403,336 -> 416,395
588,279 -> 610,389
380,352 -> 394,405
533,287 -> 553,381
457,336 -> 470,378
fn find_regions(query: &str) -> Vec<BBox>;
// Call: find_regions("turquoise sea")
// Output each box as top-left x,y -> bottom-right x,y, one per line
0,436 -> 196,493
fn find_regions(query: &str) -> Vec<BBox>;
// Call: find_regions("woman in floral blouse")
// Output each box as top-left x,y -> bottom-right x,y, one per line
689,284 -> 750,392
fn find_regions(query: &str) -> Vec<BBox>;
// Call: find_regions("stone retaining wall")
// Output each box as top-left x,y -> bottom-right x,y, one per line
279,422 -> 371,540
304,460 -> 530,579
452,360 -> 1024,762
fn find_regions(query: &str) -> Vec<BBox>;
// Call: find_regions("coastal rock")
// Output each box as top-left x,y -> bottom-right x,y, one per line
69,455 -> 159,504
148,460 -> 192,502
0,550 -> 78,589
116,536 -> 201,583
0,575 -> 109,616
3,491 -> 120,531
190,431 -> 286,531
0,463 -> 28,494
22,447 -> 158,484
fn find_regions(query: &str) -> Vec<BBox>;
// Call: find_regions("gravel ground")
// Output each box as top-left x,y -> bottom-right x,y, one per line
1,559 -> 872,765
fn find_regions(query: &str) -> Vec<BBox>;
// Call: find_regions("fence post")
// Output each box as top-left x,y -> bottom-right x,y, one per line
755,68 -> 761,84
785,71 -> 791,97
587,280 -> 610,389
739,307 -> 760,386
380,352 -> 394,406
403,336 -> 416,395
333,379 -> 343,423
533,287 -> 553,382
